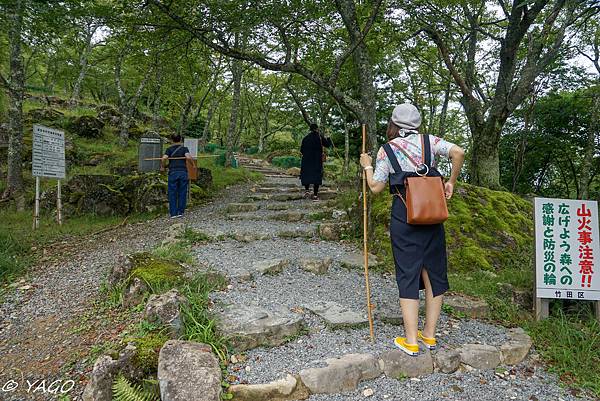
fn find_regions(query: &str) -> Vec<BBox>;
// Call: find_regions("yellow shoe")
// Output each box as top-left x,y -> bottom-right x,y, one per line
394,337 -> 419,356
418,331 -> 437,350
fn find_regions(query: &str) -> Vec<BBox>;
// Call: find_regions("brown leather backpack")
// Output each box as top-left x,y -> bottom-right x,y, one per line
383,135 -> 448,225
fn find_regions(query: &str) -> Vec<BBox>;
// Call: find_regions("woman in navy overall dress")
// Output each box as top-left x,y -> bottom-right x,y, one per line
360,104 -> 465,355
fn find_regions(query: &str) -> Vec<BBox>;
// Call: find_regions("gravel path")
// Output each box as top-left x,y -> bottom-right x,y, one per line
0,162 -> 590,401
198,169 -> 588,401
0,182 -> 248,400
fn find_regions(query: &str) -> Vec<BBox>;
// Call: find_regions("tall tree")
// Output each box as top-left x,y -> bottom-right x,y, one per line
113,37 -> 154,147
0,0 -> 25,210
225,35 -> 242,167
406,0 -> 595,188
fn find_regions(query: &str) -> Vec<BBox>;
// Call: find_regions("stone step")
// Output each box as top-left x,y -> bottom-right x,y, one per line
226,203 -> 260,213
303,301 -> 368,329
228,328 -> 533,400
216,304 -> 305,351
253,187 -> 302,194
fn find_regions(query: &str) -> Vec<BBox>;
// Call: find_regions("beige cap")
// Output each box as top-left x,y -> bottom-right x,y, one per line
391,103 -> 421,130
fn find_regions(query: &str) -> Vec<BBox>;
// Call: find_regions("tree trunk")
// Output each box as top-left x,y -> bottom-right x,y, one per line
225,54 -> 242,167
336,0 -> 378,152
70,25 -> 97,104
438,82 -> 451,137
468,125 -> 501,189
3,0 -> 25,210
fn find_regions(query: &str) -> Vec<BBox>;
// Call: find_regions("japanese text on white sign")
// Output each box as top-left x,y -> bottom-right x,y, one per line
32,125 -> 65,179
535,197 -> 600,301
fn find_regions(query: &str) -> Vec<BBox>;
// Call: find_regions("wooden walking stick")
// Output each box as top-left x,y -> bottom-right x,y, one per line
362,123 -> 376,343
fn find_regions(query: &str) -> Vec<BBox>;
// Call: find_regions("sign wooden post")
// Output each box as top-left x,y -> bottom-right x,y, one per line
534,197 -> 600,322
33,177 -> 40,230
32,125 -> 66,230
57,179 -> 63,225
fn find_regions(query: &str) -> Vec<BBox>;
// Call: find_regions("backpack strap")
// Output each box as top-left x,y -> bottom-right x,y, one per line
422,134 -> 432,167
383,143 -> 403,173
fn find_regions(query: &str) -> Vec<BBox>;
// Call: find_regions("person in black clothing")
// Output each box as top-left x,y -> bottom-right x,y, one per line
161,134 -> 193,218
300,123 -> 333,201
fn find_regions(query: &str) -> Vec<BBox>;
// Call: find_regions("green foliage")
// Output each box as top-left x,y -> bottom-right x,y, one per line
125,330 -> 170,375
204,143 -> 221,153
500,86 -> 600,198
0,230 -> 28,283
266,133 -> 297,153
0,209 -> 127,285
181,228 -> 211,245
112,374 -> 160,401
246,146 -> 259,154
271,156 -> 301,169
526,310 -> 600,397
197,157 -> 261,190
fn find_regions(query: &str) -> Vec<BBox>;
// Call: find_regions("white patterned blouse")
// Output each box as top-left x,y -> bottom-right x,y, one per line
373,133 -> 456,183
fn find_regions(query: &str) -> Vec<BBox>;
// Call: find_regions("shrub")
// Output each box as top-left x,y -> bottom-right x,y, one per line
246,146 -> 259,155
204,143 -> 220,153
271,156 -> 301,169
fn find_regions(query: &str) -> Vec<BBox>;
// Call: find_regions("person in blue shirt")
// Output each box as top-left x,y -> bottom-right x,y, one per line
161,134 -> 193,218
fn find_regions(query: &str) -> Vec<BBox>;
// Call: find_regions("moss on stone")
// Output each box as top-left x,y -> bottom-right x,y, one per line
128,331 -> 169,374
129,252 -> 184,291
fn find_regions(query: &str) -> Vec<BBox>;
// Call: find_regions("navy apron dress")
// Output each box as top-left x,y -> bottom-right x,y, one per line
382,135 -> 449,300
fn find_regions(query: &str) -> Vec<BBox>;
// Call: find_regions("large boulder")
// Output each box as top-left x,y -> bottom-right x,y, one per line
144,289 -> 188,339
65,174 -> 130,216
118,173 -> 168,214
459,344 -> 501,370
379,349 -> 434,378
26,107 -> 64,122
68,115 -> 105,138
230,374 -> 309,401
82,344 -> 140,401
82,356 -> 119,401
299,353 -> 381,394
217,304 -> 304,351
158,340 -> 222,401
107,254 -> 135,287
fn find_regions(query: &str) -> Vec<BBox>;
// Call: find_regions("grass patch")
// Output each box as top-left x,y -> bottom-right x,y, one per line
150,242 -> 195,265
180,227 -> 211,245
0,209 -> 128,285
526,309 -> 600,397
180,272 -> 229,362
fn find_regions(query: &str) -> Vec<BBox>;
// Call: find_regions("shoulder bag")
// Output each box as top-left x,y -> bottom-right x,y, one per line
382,135 -> 448,225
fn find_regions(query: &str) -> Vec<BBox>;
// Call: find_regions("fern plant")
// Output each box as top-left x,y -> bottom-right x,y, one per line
112,374 -> 160,401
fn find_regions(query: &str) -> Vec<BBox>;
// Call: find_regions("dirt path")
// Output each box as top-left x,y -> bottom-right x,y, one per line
0,178 -> 250,401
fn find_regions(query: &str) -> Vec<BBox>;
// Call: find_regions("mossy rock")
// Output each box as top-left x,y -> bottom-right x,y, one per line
67,115 -> 105,138
128,252 -> 184,290
25,107 -> 64,122
369,183 -> 534,274
126,331 -> 170,375
117,173 -> 168,213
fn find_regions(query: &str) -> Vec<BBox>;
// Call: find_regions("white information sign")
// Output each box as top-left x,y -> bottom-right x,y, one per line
32,124 -> 65,179
535,197 -> 600,301
184,138 -> 199,158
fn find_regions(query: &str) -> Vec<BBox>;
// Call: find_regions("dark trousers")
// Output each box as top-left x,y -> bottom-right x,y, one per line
168,170 -> 188,216
304,184 -> 320,195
